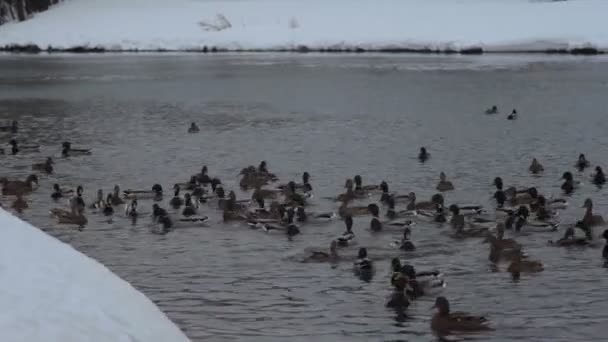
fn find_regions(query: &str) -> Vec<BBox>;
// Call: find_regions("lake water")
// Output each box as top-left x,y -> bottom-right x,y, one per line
1,53 -> 608,341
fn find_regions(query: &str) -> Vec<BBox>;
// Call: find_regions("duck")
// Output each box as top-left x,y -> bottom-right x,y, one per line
182,193 -> 198,217
418,147 -> 430,163
50,200 -> 87,227
102,194 -> 114,216
125,199 -> 138,218
577,198 -> 605,234
561,172 -> 575,195
337,215 -> 356,247
61,141 -> 91,157
169,185 -> 184,209
384,196 -> 416,220
51,184 -> 73,200
335,179 -> 358,203
304,240 -> 339,263
353,175 -> 380,193
485,105 -> 498,114
407,193 -> 443,212
8,139 -> 39,155
196,166 -> 212,185
90,189 -> 104,209
110,185 -> 124,205
294,206 -> 334,224
385,272 -> 409,309
123,184 -> 163,201
11,193 -> 29,213
338,201 -> 371,218
0,120 -> 18,133
529,158 -> 544,175
436,172 -> 454,192
431,297 -> 490,333
353,247 -> 373,275
257,161 -> 279,181
1,174 -> 38,196
152,204 -> 172,234
507,253 -> 544,279
397,227 -> 415,251
449,204 -> 465,232
592,166 -> 606,186
369,204 -> 383,232
576,153 -> 590,172
493,222 -> 520,249
188,122 -> 200,133
393,260 -> 445,299
549,226 -> 590,247
507,109 -> 518,120
32,157 -> 54,174
70,186 -> 86,213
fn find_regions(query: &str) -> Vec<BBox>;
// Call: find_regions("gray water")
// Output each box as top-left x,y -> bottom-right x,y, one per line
1,53 -> 608,342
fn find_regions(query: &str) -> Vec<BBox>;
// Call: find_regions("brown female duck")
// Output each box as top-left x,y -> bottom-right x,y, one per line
436,172 -> 454,192
1,175 -> 38,196
11,193 -> 29,213
507,253 -> 544,277
431,297 -> 490,332
303,240 -> 339,263
32,157 -> 54,174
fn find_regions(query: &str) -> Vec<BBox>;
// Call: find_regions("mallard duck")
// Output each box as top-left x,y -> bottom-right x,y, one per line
418,147 -> 430,162
11,193 -> 29,213
337,216 -> 356,247
90,189 -> 104,209
123,184 -> 163,201
70,186 -> 86,213
507,253 -> 544,278
169,185 -> 184,209
485,105 -> 498,114
1,175 -> 38,195
196,166 -> 212,185
110,185 -> 124,205
549,226 -> 590,247
436,172 -> 454,192
182,193 -> 198,217
407,193 -> 443,211
561,172 -> 575,195
51,184 -> 73,200
102,194 -> 114,216
368,204 -> 382,232
8,139 -> 39,155
353,248 -> 373,276
397,227 -> 415,251
576,153 -> 590,172
507,109 -> 518,120
32,157 -> 53,174
188,122 -> 200,133
431,297 -> 490,332
304,240 -> 339,263
529,158 -> 544,174
50,201 -> 88,227
386,272 -> 409,309
393,260 -> 445,299
592,166 -> 606,186
61,141 -> 91,157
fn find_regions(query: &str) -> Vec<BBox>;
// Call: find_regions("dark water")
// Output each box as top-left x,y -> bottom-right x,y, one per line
2,53 -> 608,341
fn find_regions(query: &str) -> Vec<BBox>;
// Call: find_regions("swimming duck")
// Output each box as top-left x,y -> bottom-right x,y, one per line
70,186 -> 86,213
529,158 -> 544,174
369,204 -> 383,232
125,199 -> 138,218
103,194 -> 114,216
152,204 -> 172,234
32,157 -> 53,174
507,109 -> 517,120
549,226 -> 590,247
431,297 -> 490,333
170,185 -> 184,209
258,161 -> 279,181
50,199 -> 87,227
577,198 -> 605,233
407,193 -> 443,212
397,227 -> 415,251
436,172 -> 454,192
385,272 -> 409,309
182,193 -> 198,217
561,172 -> 575,195
337,201 -> 371,218
61,141 -> 91,157
418,147 -> 430,163
353,247 -> 373,274
188,122 -> 200,133
592,166 -> 606,186
576,153 -> 590,172
51,184 -> 73,200
304,240 -> 339,263
485,105 -> 498,114
507,253 -> 543,279
110,185 -> 124,205
449,205 -> 465,232
11,193 -> 29,213
393,261 -> 445,299
353,175 -> 381,193
8,139 -> 39,155
0,120 -> 18,133
123,184 -> 163,201
1,175 -> 38,196
334,179 -> 359,203
90,189 -> 104,209
195,166 -> 212,185
337,215 -> 356,247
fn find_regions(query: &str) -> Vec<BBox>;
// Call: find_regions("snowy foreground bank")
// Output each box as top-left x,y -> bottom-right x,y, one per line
0,209 -> 189,342
0,0 -> 607,53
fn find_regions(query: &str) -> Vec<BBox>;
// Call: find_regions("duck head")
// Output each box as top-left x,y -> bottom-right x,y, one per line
354,175 -> 362,189
495,190 -> 506,207
408,192 -> 417,202
255,195 -> 264,209
184,193 -> 192,205
596,166 -> 604,175
432,193 -> 445,206
53,184 -> 61,192
403,227 -> 412,239
528,187 -> 538,199
449,204 -> 460,215
105,193 -> 113,205
46,157 -> 54,165
258,161 -> 268,173
26,174 -> 38,186
579,154 -> 587,163
228,191 -> 236,201
380,181 -> 389,193
302,172 -> 310,184
344,215 -> 353,232
358,247 -> 368,259
211,178 -> 221,192
391,257 -> 402,272
367,203 -> 380,217
344,178 -> 354,191
439,172 -> 447,182
152,184 -> 163,194
216,186 -> 225,199
419,147 -> 428,159
201,166 -> 208,175
288,181 -> 296,194
433,297 -> 450,316
582,198 -> 593,210
173,184 -> 180,196
562,172 -> 573,182
493,177 -> 503,190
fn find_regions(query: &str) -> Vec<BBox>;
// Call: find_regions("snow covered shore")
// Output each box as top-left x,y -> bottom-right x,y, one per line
0,0 -> 607,53
0,209 -> 189,342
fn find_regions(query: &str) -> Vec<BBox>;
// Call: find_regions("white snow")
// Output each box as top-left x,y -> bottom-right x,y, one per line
0,209 -> 190,342
0,0 -> 607,52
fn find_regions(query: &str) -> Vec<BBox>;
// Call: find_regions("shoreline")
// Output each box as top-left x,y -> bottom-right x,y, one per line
0,44 -> 604,56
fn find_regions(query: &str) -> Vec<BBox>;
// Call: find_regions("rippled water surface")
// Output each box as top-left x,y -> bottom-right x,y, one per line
2,53 -> 608,341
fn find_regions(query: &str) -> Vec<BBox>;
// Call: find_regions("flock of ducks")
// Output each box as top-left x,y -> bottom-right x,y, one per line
2,119 -> 608,336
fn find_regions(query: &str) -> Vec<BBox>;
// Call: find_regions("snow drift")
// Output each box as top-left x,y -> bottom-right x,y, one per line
0,0 -> 607,53
0,209 -> 190,342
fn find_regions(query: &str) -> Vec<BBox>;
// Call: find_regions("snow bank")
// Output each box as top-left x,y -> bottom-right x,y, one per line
0,209 -> 190,342
0,0 -> 607,52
